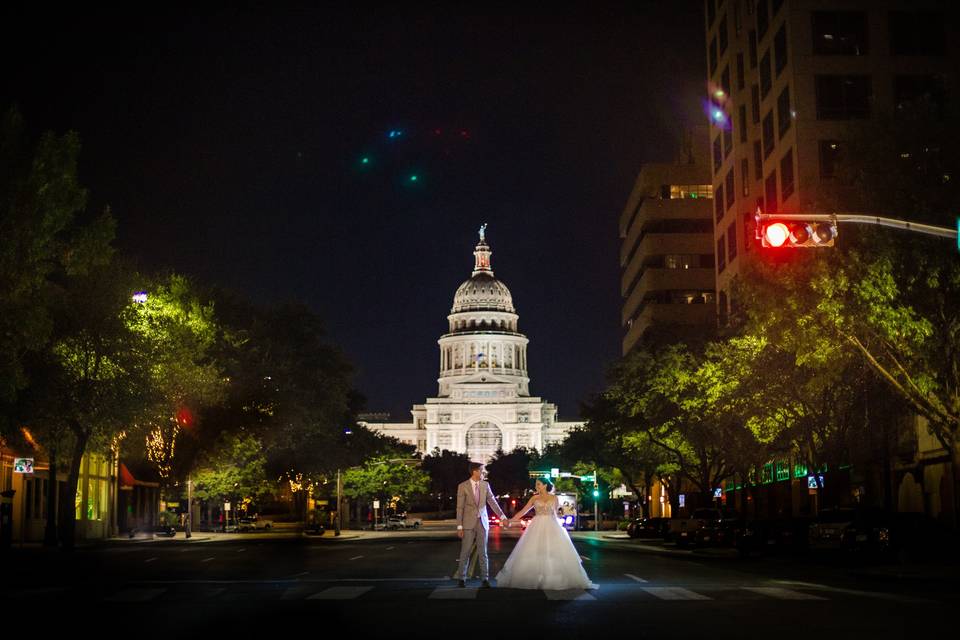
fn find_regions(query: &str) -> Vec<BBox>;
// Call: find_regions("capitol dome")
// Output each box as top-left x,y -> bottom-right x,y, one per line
452,273 -> 515,313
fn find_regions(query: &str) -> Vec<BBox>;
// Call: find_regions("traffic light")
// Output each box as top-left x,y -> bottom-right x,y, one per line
756,212 -> 837,248
592,489 -> 600,498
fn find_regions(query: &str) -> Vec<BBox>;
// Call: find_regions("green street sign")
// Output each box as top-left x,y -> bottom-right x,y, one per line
580,474 -> 596,482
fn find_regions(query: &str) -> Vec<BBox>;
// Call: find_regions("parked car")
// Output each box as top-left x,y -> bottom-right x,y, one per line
489,514 -> 502,527
840,511 -> 954,560
734,518 -> 812,556
385,514 -> 423,530
808,508 -> 857,550
626,517 -> 670,539
670,508 -> 739,548
694,514 -> 740,547
237,515 -> 273,532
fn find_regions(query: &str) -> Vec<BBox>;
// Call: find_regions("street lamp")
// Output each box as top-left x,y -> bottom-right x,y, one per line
132,291 -> 148,303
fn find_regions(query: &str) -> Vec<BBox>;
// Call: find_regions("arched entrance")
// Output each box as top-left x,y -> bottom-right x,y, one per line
466,421 -> 502,463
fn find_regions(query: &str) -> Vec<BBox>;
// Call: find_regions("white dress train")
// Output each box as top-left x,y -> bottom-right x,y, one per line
495,496 -> 598,590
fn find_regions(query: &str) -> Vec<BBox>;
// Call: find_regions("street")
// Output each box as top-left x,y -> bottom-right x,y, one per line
5,526 -> 954,638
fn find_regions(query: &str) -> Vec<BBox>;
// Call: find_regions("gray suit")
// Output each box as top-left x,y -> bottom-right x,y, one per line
456,478 -> 507,580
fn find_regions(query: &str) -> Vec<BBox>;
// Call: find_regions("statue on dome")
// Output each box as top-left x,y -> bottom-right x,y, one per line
479,222 -> 487,242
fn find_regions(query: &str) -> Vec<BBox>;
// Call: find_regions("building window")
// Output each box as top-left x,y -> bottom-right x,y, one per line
780,148 -> 795,201
756,0 -> 769,40
819,140 -> 841,179
734,1 -> 742,36
760,50 -> 772,99
669,184 -> 714,199
739,105 -> 747,143
771,0 -> 783,17
815,75 -> 872,119
894,75 -> 947,119
717,237 -> 726,273
664,254 -> 699,269
723,125 -> 733,158
707,0 -> 716,27
753,140 -> 763,180
751,85 -> 760,123
777,85 -> 791,138
774,24 -> 788,76
719,15 -> 729,54
741,158 -> 750,196
890,11 -> 945,56
762,110 -> 775,158
743,211 -> 752,253
713,135 -> 723,172
721,66 -> 731,98
748,29 -> 758,68
812,11 -> 868,55
736,53 -> 745,91
709,37 -> 718,75
715,184 -> 725,222
765,170 -> 778,213
725,169 -> 735,209
727,221 -> 738,263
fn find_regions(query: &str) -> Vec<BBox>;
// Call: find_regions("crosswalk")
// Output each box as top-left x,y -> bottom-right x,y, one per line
76,582 -> 881,604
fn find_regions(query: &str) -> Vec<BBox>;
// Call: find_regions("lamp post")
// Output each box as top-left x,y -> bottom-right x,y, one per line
594,469 -> 599,533
185,474 -> 192,539
335,469 -> 341,536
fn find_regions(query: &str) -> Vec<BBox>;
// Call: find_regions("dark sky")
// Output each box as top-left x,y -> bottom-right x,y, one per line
3,2 -> 705,420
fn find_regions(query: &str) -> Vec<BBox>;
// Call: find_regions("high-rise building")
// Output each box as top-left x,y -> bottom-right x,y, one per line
618,127 -> 717,355
704,0 -> 957,321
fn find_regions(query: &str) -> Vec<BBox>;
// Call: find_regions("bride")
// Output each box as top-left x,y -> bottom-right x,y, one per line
496,479 -> 598,590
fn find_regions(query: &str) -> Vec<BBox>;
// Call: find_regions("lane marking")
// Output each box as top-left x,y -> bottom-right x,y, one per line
145,557 -> 157,563
429,587 -> 478,600
308,586 -> 374,600
770,580 -> 934,604
579,555 -> 591,562
624,574 -> 647,583
201,557 -> 215,563
743,587 -> 826,601
288,571 -> 310,578
281,587 -> 313,600
349,555 -> 364,561
386,546 -> 395,550
237,548 -> 246,553
544,589 -> 596,601
128,578 -> 449,585
642,587 -> 711,601
105,588 -> 167,602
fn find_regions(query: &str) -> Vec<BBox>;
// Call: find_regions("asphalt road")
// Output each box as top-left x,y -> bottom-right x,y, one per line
4,528 -> 954,639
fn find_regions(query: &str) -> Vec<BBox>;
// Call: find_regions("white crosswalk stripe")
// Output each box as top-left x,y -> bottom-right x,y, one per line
742,587 -> 826,600
308,586 -> 374,600
105,588 -> 167,602
544,589 -> 596,601
624,574 -> 647,583
429,587 -> 478,600
642,587 -> 711,601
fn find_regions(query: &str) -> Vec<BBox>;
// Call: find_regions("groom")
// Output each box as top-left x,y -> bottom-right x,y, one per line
456,462 -> 508,588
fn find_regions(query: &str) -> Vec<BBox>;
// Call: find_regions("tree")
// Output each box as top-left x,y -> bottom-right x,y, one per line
0,106 -> 114,434
485,448 -> 534,498
342,458 -> 429,518
191,431 -> 273,512
421,448 -> 472,515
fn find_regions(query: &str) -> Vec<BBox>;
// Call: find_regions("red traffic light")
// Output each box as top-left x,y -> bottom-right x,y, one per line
763,222 -> 790,247
758,219 -> 837,248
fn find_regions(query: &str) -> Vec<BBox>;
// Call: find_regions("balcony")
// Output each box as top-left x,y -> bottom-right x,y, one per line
620,198 -> 712,265
622,303 -> 717,354
622,268 -> 715,324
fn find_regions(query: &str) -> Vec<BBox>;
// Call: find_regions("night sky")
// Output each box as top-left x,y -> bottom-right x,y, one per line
4,3 -> 705,420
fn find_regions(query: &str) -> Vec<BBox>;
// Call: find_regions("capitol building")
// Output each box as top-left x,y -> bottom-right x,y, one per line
361,227 -> 581,463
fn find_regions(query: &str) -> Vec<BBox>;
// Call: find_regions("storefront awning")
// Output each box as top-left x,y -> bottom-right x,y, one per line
119,463 -> 160,489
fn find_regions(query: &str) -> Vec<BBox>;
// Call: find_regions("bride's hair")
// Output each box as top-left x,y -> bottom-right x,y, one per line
536,478 -> 554,493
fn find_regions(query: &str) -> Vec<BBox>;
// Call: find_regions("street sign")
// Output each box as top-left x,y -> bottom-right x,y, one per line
580,474 -> 595,482
550,468 -> 559,478
224,502 -> 231,511
13,458 -> 33,474
373,500 -> 380,509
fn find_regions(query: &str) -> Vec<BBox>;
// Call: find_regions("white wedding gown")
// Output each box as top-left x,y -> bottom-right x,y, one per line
495,497 -> 598,590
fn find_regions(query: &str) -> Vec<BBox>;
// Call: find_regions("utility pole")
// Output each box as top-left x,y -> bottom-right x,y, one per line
335,468 -> 341,536
594,469 -> 599,533
185,474 -> 192,539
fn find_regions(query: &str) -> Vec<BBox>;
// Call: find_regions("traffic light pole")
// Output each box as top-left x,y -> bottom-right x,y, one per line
756,212 -> 958,241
